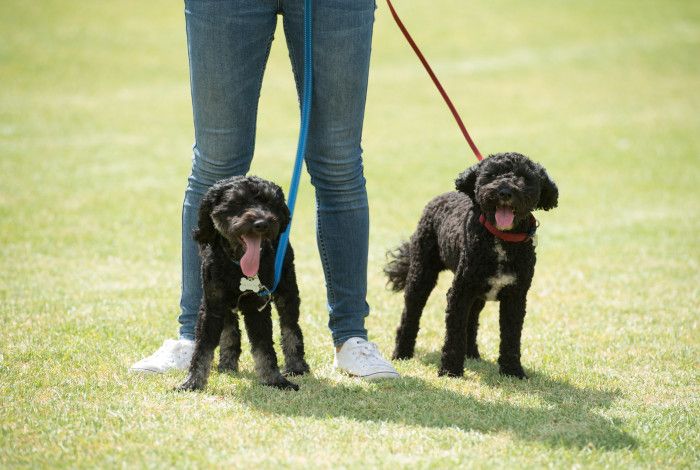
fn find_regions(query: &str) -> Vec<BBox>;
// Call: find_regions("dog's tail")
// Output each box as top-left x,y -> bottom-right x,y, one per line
384,241 -> 411,292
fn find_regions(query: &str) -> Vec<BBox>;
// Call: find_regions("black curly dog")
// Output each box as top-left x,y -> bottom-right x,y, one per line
177,176 -> 309,392
385,152 -> 558,378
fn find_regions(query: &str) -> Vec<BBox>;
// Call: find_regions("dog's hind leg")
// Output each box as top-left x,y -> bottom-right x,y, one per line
218,312 -> 241,374
239,296 -> 299,391
466,299 -> 485,360
393,234 -> 441,360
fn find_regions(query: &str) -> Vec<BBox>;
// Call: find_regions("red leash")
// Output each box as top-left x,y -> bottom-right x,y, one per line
385,0 -> 484,161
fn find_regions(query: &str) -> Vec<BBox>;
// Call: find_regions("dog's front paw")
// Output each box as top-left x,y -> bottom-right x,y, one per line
438,366 -> 464,378
283,360 -> 310,377
266,376 -> 299,391
175,375 -> 206,392
499,363 -> 527,379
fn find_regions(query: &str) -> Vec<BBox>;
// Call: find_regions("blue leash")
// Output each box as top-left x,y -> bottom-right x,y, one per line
259,0 -> 313,298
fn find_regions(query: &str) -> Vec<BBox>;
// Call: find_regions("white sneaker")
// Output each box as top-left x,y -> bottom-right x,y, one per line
130,339 -> 195,374
334,337 -> 400,380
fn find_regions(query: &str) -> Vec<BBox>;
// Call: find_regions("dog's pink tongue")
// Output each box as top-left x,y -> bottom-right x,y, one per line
495,207 -> 515,229
240,234 -> 262,277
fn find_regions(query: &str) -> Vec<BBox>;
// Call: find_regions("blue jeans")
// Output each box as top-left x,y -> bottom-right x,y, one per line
179,0 -> 376,346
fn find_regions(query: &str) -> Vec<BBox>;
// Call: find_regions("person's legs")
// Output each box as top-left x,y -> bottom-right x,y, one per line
132,0 -> 280,373
179,0 -> 279,340
281,0 -> 375,347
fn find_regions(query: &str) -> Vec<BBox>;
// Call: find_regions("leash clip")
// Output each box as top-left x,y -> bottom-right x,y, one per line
256,292 -> 272,312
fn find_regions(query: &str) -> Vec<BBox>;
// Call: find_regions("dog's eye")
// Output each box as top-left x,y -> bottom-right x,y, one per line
220,209 -> 241,219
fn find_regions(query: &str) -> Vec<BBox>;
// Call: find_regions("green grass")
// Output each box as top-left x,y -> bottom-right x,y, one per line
1,0 -> 699,467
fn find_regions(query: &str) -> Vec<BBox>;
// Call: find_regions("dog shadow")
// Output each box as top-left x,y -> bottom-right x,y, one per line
219,352 -> 636,450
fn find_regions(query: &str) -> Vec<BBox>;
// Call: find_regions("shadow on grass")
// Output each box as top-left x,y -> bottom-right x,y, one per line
213,349 -> 636,450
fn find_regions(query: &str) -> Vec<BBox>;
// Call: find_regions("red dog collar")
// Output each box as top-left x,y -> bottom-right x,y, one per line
479,213 -> 538,243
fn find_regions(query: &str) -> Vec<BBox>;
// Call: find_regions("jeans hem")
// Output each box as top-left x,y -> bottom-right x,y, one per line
333,332 -> 369,348
179,332 -> 195,341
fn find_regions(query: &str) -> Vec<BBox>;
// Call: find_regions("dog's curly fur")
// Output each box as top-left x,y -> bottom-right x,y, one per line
385,152 -> 558,378
177,175 -> 309,392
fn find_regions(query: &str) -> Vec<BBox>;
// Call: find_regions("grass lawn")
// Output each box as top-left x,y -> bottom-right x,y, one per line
1,0 -> 699,467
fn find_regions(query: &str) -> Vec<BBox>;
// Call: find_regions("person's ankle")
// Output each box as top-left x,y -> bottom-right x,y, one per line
335,336 -> 367,353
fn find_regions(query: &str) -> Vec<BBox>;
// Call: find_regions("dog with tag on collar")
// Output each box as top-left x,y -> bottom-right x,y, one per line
177,175 -> 309,392
385,152 -> 558,379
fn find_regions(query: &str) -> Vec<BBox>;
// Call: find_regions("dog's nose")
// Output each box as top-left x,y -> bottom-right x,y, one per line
498,188 -> 513,200
253,219 -> 270,232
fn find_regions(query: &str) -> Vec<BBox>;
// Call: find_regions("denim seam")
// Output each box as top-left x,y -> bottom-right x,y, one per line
282,16 -> 304,110
250,30 -> 276,156
315,198 -> 336,306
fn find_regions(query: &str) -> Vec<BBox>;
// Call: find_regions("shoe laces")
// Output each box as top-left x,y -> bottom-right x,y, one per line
351,341 -> 387,365
150,340 -> 183,362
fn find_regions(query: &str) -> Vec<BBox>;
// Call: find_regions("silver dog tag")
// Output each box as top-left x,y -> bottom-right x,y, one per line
240,275 -> 263,293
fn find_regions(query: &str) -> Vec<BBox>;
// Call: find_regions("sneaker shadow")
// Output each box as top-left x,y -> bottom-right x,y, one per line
214,352 -> 636,450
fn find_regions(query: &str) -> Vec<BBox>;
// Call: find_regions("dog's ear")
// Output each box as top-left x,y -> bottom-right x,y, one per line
275,186 -> 291,234
536,166 -> 559,211
455,162 -> 480,201
193,184 -> 224,244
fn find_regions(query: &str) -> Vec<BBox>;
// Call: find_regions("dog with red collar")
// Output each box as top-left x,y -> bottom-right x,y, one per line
385,152 -> 558,378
